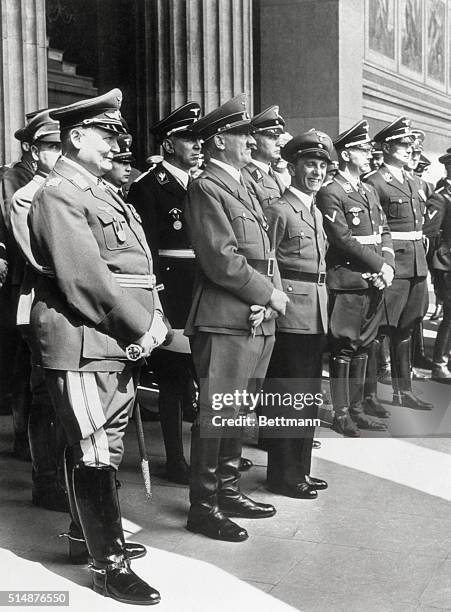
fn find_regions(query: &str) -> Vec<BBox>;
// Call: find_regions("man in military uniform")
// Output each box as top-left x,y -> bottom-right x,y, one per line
128,102 -> 202,484
28,89 -> 166,605
242,105 -> 287,209
0,116 -> 38,448
104,132 -> 134,197
10,110 -> 68,512
364,117 -> 432,410
317,120 -> 395,436
423,175 -> 451,382
263,130 -> 331,498
184,94 -> 288,542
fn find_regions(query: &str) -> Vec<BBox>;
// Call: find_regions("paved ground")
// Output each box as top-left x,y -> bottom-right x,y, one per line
1,309 -> 451,611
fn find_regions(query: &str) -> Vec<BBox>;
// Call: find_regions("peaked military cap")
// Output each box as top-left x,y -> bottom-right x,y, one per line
416,154 -> 431,171
411,129 -> 425,151
113,133 -> 134,163
151,102 -> 201,141
251,105 -> 285,135
333,120 -> 371,150
192,93 -> 251,141
438,150 -> 451,164
50,88 -> 126,133
373,116 -> 413,144
14,109 -> 60,143
281,129 -> 333,163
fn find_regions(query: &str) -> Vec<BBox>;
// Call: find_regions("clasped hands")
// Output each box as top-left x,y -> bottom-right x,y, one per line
362,263 -> 394,290
248,289 -> 289,336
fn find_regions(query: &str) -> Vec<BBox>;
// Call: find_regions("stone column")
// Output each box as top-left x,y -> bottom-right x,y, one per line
136,0 -> 253,158
0,0 -> 47,164
258,0 -> 364,139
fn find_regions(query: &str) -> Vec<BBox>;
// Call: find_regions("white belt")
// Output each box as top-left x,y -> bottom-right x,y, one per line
158,249 -> 195,258
391,230 -> 423,241
112,273 -> 156,288
355,234 -> 382,245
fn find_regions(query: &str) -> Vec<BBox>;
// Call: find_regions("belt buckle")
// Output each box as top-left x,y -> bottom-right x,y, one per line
267,258 -> 275,278
318,272 -> 326,286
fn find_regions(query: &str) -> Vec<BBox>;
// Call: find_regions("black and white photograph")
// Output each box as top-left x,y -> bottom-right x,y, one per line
1,1 -> 451,610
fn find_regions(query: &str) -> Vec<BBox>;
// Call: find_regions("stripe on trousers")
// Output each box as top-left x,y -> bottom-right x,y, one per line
66,371 -> 106,438
80,428 -> 110,466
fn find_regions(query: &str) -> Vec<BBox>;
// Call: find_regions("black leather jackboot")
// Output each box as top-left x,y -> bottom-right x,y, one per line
61,447 -> 146,564
349,353 -> 386,431
73,465 -> 160,605
329,357 -> 360,437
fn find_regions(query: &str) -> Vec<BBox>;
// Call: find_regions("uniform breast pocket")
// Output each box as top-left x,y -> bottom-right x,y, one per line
97,211 -> 134,251
388,197 -> 410,219
229,208 -> 258,244
287,226 -> 311,254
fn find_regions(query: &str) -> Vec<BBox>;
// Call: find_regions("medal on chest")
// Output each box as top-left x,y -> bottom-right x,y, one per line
169,207 -> 183,230
349,206 -> 362,226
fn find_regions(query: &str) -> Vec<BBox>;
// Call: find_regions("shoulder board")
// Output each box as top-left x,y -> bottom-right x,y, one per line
45,177 -> 62,188
436,186 -> 444,193
132,168 -> 151,184
364,170 -> 377,178
333,175 -> 353,194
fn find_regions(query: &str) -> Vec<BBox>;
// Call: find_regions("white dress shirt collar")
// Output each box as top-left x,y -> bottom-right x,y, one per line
162,160 -> 190,190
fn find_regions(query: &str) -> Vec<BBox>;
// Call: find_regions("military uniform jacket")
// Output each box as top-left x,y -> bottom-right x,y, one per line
184,161 -> 279,336
1,159 -> 35,284
28,157 -> 159,372
364,164 -> 428,278
128,162 -> 193,328
316,173 -> 395,290
242,161 -> 286,211
266,188 -> 328,335
423,184 -> 451,271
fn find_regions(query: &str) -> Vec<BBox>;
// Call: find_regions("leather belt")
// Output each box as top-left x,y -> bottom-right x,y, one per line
391,230 -> 423,241
354,234 -> 382,245
112,273 -> 156,288
158,249 -> 195,258
247,258 -> 275,278
280,268 -> 326,285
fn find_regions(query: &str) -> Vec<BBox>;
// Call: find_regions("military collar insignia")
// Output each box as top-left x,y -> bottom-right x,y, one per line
251,168 -> 263,182
45,177 -> 61,188
156,169 -> 169,185
342,182 -> 353,193
383,172 -> 393,183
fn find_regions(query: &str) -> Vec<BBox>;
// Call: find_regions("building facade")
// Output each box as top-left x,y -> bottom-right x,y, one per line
2,0 -> 451,180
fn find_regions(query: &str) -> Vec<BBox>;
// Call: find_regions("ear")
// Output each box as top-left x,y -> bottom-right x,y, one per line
162,138 -> 174,155
287,162 -> 296,177
21,142 -> 31,153
340,149 -> 350,163
213,134 -> 226,151
382,142 -> 390,155
30,144 -> 40,162
69,128 -> 84,151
